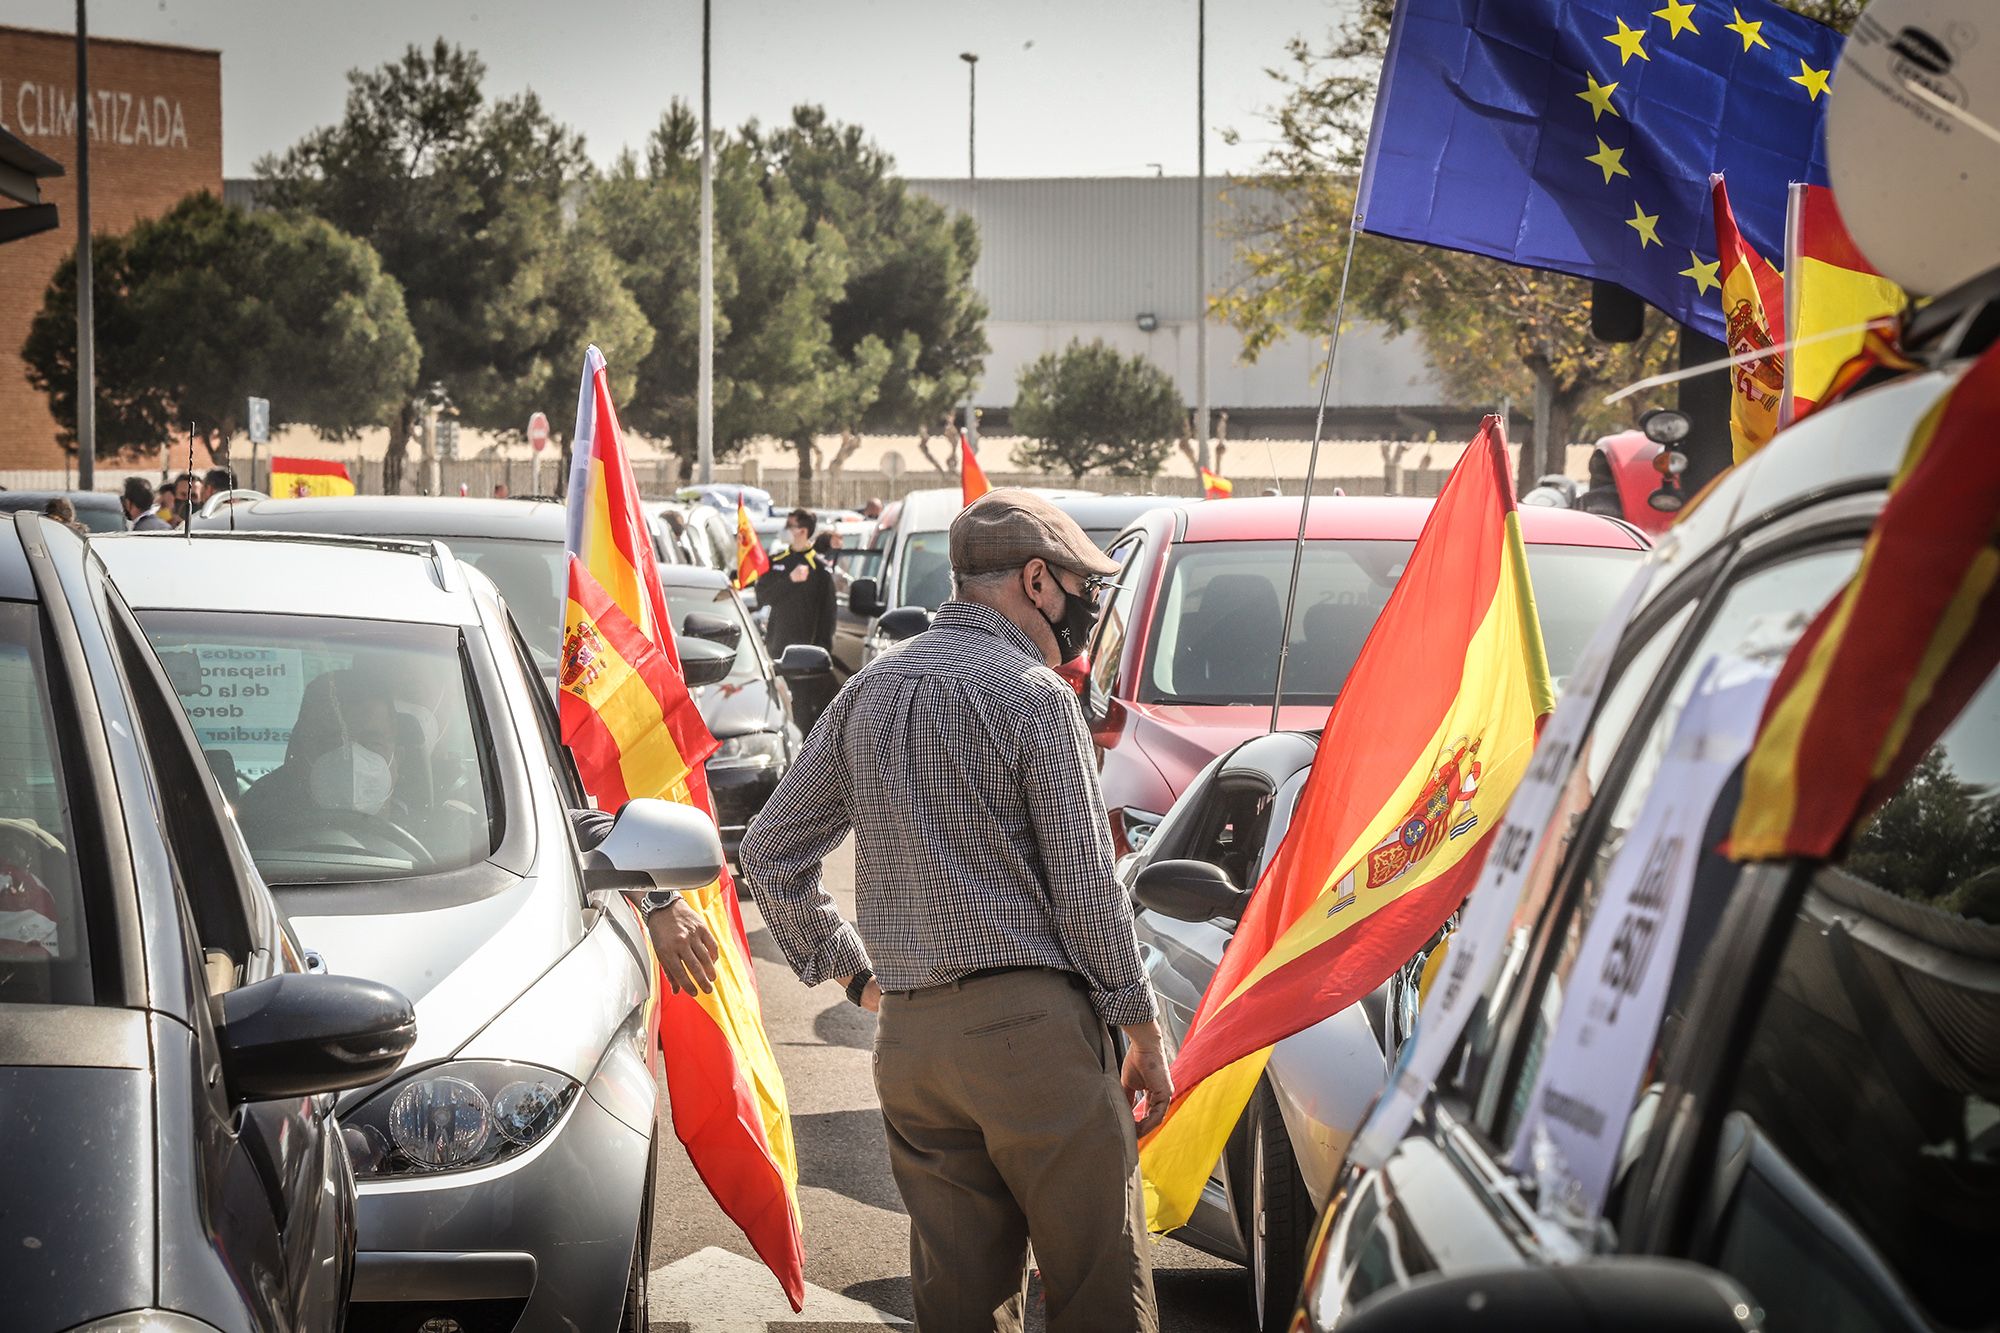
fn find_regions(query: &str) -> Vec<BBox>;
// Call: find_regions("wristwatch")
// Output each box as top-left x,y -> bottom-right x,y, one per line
845,967 -> 875,1006
636,889 -> 680,918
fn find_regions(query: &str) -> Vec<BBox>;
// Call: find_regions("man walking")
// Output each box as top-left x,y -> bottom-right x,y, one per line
740,490 -> 1171,1333
758,507 -> 838,733
122,477 -> 169,531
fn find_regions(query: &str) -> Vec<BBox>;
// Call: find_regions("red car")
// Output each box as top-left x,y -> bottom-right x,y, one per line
1085,497 -> 1649,854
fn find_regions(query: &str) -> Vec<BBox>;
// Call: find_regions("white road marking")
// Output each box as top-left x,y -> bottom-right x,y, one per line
648,1244 -> 910,1332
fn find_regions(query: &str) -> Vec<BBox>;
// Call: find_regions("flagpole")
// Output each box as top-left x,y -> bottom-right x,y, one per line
697,0 -> 715,486
1269,195 -> 1361,735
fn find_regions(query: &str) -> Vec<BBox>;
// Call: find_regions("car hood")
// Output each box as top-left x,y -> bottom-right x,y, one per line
694,674 -> 782,738
280,870 -> 582,1070
1124,700 -> 1332,791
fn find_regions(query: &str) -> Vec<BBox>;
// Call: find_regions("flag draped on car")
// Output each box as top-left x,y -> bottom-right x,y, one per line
736,498 -> 771,588
268,456 -> 356,498
1200,466 -> 1232,500
1139,419 -> 1556,1232
1784,182 -> 1906,417
960,431 -> 990,506
1731,338 -> 2000,862
562,346 -> 806,1310
1357,0 -> 1841,342
1712,176 -> 1787,464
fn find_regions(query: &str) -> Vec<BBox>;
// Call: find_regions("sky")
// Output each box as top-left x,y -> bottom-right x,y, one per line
16,0 -> 1354,179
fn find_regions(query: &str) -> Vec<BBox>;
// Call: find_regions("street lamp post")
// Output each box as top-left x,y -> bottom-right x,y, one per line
961,51 -> 979,453
698,0 -> 715,486
1195,0 -> 1210,474
75,0 -> 95,490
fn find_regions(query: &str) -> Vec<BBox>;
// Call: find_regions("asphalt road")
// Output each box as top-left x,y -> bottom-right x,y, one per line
646,837 -> 1250,1333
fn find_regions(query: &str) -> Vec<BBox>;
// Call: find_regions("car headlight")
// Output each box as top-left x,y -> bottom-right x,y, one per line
342,1060 -> 580,1178
710,731 -> 785,768
1119,808 -> 1163,854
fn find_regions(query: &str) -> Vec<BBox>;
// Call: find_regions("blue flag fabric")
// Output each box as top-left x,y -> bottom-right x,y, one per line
1357,0 -> 1843,341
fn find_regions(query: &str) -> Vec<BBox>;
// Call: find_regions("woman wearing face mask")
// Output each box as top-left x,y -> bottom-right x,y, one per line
238,671 -> 415,857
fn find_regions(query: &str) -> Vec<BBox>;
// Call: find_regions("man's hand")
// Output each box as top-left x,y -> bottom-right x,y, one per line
789,564 -> 810,584
647,899 -> 720,995
1120,1021 -> 1174,1137
841,973 -> 883,1013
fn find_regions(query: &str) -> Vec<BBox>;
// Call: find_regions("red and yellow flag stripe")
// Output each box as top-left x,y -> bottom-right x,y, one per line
270,455 -> 356,498
960,432 -> 990,507
1712,175 -> 1788,465
736,498 -> 771,588
1141,418 -> 1554,1231
1200,467 -> 1233,500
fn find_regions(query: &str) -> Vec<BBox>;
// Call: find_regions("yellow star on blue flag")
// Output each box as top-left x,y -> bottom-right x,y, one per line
1357,0 -> 1844,340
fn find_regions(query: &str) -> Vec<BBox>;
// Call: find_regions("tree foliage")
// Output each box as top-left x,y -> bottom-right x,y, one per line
258,40 -> 649,488
1012,340 -> 1183,481
24,191 -> 419,461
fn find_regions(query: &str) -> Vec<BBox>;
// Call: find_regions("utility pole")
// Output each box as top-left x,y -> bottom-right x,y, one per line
74,0 -> 95,490
1194,0 -> 1210,474
961,51 -> 980,454
697,0 -> 715,486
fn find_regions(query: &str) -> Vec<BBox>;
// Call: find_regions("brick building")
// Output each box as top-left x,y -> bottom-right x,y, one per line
0,26 -> 221,471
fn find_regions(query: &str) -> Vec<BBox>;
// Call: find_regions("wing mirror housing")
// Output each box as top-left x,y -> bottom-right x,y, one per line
1132,859 -> 1249,923
681,611 -> 742,652
876,606 -> 932,643
584,796 -> 725,891
1337,1259 -> 1764,1333
776,644 -> 834,679
848,576 -> 883,617
216,972 -> 416,1102
677,635 -> 735,688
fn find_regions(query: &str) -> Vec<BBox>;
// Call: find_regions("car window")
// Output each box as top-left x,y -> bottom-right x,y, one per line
1708,665 -> 2000,1332
136,610 -> 502,885
447,537 -> 565,670
895,530 -> 955,612
1481,546 -> 1863,1147
665,586 -> 761,684
0,601 -> 90,1005
1090,535 -> 1144,702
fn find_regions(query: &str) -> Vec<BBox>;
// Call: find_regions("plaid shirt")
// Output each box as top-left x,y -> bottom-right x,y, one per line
738,599 -> 1157,1026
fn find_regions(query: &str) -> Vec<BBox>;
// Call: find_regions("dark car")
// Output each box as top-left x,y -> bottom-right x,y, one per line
1051,491 -> 1183,549
1293,321 -> 2000,1329
659,565 -> 832,852
0,488 -> 126,533
0,513 -> 415,1333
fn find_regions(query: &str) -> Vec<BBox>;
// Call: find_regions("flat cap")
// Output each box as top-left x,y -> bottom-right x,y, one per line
949,488 -> 1121,578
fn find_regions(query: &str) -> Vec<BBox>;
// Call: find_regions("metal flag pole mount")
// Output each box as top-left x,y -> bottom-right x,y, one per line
1268,198 -> 1364,735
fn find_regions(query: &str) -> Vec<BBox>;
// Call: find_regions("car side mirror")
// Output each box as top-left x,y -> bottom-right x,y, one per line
1340,1259 -> 1764,1333
681,611 -> 741,652
849,576 -> 883,617
1132,859 -> 1249,923
215,972 -> 416,1102
677,635 -> 735,688
776,644 -> 834,679
876,606 -> 932,643
584,796 -> 725,891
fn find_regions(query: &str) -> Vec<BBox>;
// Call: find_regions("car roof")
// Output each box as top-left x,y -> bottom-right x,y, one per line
92,531 -> 480,625
0,514 -> 42,600
897,485 -> 1097,532
1167,495 -> 1645,548
657,565 -> 733,591
1052,493 -> 1183,527
0,490 -> 121,509
198,495 -> 566,542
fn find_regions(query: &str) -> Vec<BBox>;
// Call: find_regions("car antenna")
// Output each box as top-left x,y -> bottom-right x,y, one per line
183,421 -> 194,544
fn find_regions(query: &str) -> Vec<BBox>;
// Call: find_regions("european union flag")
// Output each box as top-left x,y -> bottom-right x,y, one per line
1357,0 -> 1844,341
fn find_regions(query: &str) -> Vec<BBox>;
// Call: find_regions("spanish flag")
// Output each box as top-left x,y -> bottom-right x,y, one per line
1140,418 -> 1554,1230
960,430 -> 990,507
736,498 -> 771,588
1712,176 -> 1787,465
1732,337 -> 2000,862
1784,183 -> 1906,418
562,346 -> 806,1309
270,456 -> 356,498
1200,467 -> 1233,500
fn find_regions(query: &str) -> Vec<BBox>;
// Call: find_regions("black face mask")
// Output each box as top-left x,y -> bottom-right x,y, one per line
1041,577 -> 1100,662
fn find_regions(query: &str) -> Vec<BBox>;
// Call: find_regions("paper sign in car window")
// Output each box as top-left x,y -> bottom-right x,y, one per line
183,646 -> 305,784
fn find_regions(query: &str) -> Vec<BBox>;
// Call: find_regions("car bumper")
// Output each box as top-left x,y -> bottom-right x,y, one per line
348,1084 -> 649,1333
707,760 -> 784,852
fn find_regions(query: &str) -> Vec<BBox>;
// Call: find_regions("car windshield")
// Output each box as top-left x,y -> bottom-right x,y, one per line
1143,539 -> 1642,706
665,586 -> 761,685
136,611 -> 501,885
446,537 -> 565,670
0,601 -> 89,1005
895,529 -> 956,611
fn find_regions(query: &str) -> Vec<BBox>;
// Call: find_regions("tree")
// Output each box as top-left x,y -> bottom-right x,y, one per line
1012,340 -> 1183,481
748,106 -> 988,494
23,191 -> 419,461
258,41 -> 649,491
1220,0 -> 1854,491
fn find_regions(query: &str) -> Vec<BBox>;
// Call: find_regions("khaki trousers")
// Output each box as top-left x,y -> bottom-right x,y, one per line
873,967 -> 1157,1333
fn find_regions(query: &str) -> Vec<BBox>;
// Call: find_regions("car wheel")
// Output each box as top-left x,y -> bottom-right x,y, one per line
620,1127 -> 659,1333
1246,1080 -> 1314,1333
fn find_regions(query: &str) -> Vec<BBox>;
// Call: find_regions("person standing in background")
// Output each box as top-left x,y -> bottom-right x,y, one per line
123,478 -> 169,531
758,508 -> 837,734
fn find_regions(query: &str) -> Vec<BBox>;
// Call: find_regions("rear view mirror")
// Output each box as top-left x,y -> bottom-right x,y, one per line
849,576 -> 883,617
776,644 -> 834,679
677,635 -> 735,688
586,796 -> 725,891
681,611 -> 742,652
1133,859 -> 1248,923
216,972 -> 416,1102
876,606 -> 932,643
1340,1259 -> 1764,1333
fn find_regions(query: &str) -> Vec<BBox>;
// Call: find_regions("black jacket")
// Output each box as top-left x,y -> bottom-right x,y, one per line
758,547 -> 836,654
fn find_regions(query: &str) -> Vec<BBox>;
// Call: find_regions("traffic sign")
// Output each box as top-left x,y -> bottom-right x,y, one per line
247,396 -> 270,444
528,411 -> 550,453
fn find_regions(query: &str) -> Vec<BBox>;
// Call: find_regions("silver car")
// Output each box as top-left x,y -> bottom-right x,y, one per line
95,531 -> 723,1333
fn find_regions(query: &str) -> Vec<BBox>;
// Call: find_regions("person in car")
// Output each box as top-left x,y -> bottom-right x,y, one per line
122,477 -> 169,531
237,671 -> 409,849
